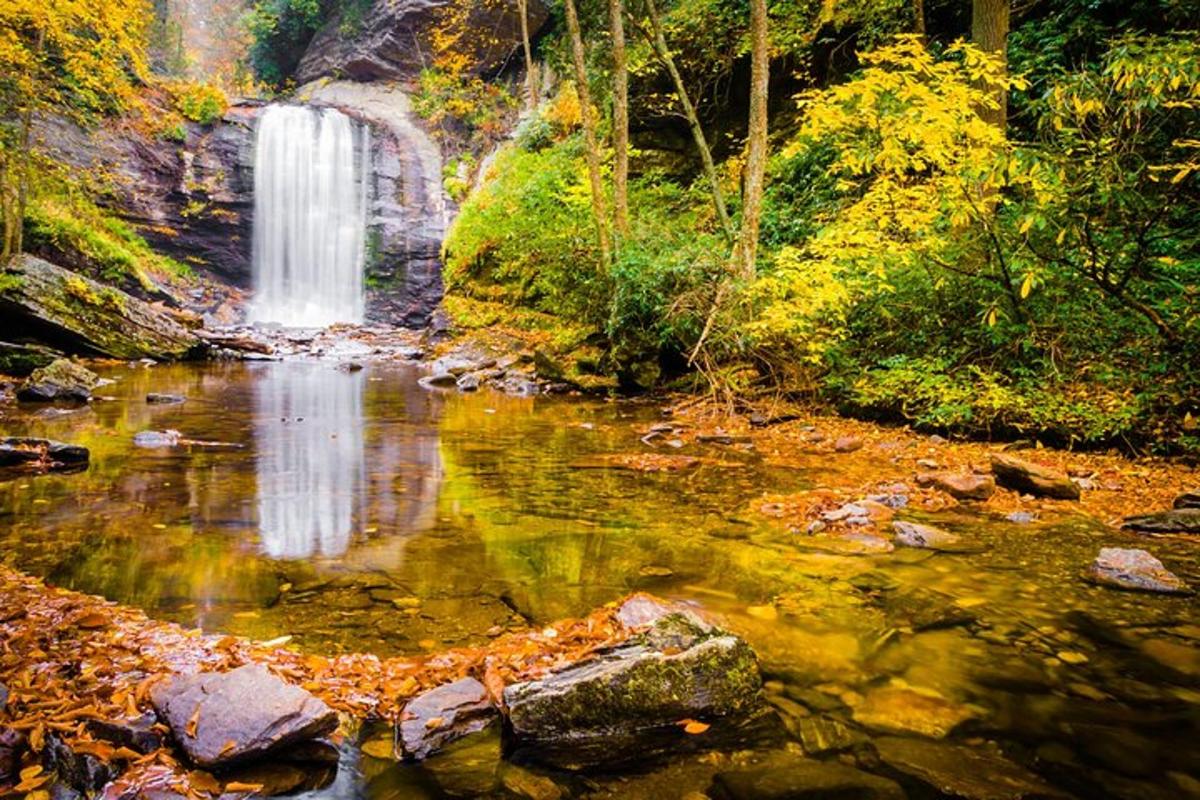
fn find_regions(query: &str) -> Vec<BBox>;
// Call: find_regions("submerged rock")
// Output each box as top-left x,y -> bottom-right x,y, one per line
852,686 -> 980,738
503,598 -> 764,769
133,430 -> 182,449
17,359 -> 98,403
709,751 -> 904,800
1174,491 -> 1200,510
0,255 -> 200,360
874,736 -> 1063,799
892,520 -> 967,551
399,677 -> 498,760
0,437 -> 89,470
1085,548 -> 1191,595
1121,508 -> 1200,535
989,454 -> 1080,500
150,664 -> 337,768
146,393 -> 186,405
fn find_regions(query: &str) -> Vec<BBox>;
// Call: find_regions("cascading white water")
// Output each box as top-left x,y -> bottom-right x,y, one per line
249,105 -> 371,328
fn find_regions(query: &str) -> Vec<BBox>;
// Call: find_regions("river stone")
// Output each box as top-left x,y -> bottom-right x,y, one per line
1085,548 -> 1191,595
133,430 -> 182,448
795,716 -> 866,755
17,359 -> 99,402
874,736 -> 1064,799
42,732 -> 116,793
919,472 -> 996,501
0,437 -> 89,469
146,393 -> 186,405
852,686 -> 979,738
0,726 -> 26,785
399,677 -> 498,760
1121,508 -> 1200,535
709,751 -> 905,800
150,664 -> 337,768
892,520 -> 965,551
989,454 -> 1080,500
85,712 -> 165,754
503,606 -> 763,769
1174,491 -> 1200,510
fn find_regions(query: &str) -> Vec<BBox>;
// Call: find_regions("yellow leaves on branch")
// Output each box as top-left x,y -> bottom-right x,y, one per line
0,0 -> 151,118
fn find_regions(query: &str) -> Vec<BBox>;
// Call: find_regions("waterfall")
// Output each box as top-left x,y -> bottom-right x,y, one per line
250,105 -> 371,328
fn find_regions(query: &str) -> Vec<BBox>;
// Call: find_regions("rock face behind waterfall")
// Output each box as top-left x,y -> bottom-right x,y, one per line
300,81 -> 448,327
296,0 -> 551,84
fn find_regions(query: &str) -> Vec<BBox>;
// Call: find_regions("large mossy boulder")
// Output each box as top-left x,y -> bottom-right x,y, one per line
502,597 -> 765,770
17,359 -> 98,403
0,255 -> 202,360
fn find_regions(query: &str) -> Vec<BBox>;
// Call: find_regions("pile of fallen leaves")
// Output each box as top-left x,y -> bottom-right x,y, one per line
0,565 -> 631,798
667,398 -> 1198,527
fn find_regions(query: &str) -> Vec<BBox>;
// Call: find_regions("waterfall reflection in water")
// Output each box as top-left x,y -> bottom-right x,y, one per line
254,364 -> 367,558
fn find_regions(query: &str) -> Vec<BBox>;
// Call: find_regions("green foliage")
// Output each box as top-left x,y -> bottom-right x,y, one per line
444,135 -> 727,377
414,68 -> 519,151
169,81 -> 228,125
243,0 -> 372,86
24,174 -> 194,293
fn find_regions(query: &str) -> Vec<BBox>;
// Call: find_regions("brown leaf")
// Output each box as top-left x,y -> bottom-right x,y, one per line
185,704 -> 201,738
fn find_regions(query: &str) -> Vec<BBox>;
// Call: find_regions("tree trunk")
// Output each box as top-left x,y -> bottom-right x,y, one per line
643,0 -> 735,244
517,0 -> 538,109
914,0 -> 926,36
971,0 -> 1010,130
735,0 -> 769,279
563,0 -> 612,267
609,0 -> 630,239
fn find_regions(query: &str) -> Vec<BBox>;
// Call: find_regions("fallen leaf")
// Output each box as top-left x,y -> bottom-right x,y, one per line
679,719 -> 710,735
186,704 -> 201,738
425,716 -> 445,729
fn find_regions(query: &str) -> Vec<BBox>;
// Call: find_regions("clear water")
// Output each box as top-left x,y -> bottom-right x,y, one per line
250,106 -> 370,328
1,361 -> 1197,799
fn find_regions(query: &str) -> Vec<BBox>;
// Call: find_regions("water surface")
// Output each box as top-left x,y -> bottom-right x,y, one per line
2,361 -> 1197,799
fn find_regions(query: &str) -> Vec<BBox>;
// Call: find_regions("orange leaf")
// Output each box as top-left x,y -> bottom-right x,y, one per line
185,704 -> 201,738
678,719 -> 710,735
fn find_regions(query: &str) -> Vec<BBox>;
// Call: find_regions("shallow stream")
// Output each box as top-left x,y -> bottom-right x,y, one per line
2,361 -> 1197,799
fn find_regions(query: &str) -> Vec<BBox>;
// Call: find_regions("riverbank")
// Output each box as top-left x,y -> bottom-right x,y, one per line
0,564 -> 732,797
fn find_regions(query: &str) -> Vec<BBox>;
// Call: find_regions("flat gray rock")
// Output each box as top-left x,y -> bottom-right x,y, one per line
150,664 -> 337,768
1086,548 -> 1191,595
893,520 -> 967,551
399,677 -> 497,760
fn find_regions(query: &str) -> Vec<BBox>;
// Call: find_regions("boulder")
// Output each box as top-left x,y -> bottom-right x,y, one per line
503,598 -> 764,769
1086,548 -> 1191,595
0,438 -> 89,470
834,435 -> 864,453
150,664 -> 337,768
874,736 -> 1065,800
399,677 -> 498,760
918,472 -> 996,501
709,751 -> 904,800
296,0 -> 551,84
0,256 -> 202,360
17,359 -> 99,403
892,520 -> 966,551
0,340 -> 60,376
1121,509 -> 1200,535
1174,491 -> 1200,510
989,454 -> 1080,500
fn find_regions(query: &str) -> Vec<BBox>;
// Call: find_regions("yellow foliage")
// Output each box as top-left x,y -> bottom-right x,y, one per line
544,82 -> 584,134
